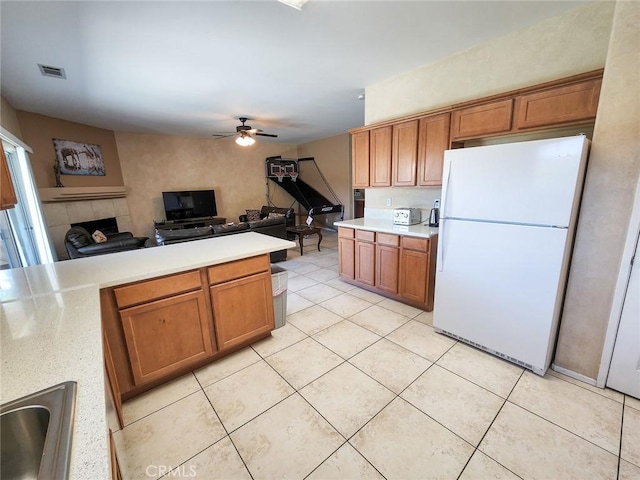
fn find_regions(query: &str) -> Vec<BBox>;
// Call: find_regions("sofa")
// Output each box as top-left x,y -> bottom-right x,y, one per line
240,206 -> 295,237
65,227 -> 148,259
154,216 -> 290,262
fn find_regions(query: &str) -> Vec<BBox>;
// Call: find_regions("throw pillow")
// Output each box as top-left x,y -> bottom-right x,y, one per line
268,212 -> 285,219
245,209 -> 261,222
92,230 -> 107,243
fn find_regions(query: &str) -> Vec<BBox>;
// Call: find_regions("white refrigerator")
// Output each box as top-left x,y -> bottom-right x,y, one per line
433,135 -> 589,375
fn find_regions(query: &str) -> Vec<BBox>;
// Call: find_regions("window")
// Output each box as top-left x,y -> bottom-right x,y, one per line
1,139 -> 55,268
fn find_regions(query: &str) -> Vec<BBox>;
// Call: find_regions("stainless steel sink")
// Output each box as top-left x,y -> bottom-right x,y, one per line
1,381 -> 77,480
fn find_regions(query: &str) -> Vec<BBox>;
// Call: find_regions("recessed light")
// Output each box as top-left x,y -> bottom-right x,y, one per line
358,94 -> 365,100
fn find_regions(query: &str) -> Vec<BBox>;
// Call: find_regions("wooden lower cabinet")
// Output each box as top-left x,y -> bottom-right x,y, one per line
120,290 -> 214,386
102,254 -> 275,399
337,228 -> 437,311
210,272 -> 274,351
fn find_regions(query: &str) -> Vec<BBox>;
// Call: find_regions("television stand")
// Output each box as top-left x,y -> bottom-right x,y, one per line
154,217 -> 226,231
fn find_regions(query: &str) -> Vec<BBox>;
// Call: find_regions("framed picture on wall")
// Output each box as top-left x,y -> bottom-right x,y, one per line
53,139 -> 106,176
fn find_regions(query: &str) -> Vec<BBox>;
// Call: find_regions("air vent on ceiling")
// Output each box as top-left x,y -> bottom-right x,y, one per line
38,64 -> 66,79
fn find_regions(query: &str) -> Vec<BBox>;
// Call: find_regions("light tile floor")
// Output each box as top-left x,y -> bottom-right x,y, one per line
114,229 -> 639,480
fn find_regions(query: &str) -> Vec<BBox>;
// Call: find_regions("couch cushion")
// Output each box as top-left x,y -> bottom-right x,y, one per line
249,217 -> 285,228
213,223 -> 250,234
66,228 -> 92,248
245,209 -> 262,221
155,226 -> 213,245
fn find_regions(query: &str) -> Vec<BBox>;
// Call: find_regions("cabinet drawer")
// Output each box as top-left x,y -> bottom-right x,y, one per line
338,227 -> 355,239
402,236 -> 429,252
451,99 -> 513,140
377,233 -> 399,247
355,230 -> 375,242
208,254 -> 269,285
114,271 -> 202,308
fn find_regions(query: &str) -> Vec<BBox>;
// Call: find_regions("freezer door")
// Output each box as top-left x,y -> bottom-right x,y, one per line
441,136 -> 588,227
434,219 -> 569,373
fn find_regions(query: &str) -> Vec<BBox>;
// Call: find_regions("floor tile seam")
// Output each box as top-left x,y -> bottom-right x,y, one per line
194,356 -> 264,390
547,370 -> 626,405
624,398 -> 640,412
157,436 -> 247,480
432,360 -> 517,400
620,404 -> 640,469
347,348 -> 433,397
217,388 -> 299,437
302,441 -> 389,480
396,372 -> 488,449
503,399 -> 622,458
254,332 -> 310,360
295,289 -> 345,304
121,388 -> 203,429
374,300 -> 423,319
382,329 -> 458,365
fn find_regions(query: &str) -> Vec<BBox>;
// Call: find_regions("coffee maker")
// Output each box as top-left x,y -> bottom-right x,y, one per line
429,199 -> 440,227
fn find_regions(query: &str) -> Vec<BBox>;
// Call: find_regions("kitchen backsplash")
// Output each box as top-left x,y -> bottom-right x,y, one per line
364,187 -> 441,223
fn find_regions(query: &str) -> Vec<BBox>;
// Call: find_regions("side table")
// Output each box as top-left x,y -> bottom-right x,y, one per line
286,226 -> 323,256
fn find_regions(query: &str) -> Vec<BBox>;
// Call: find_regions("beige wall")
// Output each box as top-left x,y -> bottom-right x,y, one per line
15,110 -> 124,188
297,133 -> 351,226
1,96 -> 23,140
555,0 -> 640,379
115,132 -> 297,240
366,2 -> 614,124
363,1 -> 632,382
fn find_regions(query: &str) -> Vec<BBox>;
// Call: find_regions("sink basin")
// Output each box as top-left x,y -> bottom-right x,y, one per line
1,381 -> 77,480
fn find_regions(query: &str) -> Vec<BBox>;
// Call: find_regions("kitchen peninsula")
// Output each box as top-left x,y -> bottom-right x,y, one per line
0,232 -> 295,479
335,218 -> 438,311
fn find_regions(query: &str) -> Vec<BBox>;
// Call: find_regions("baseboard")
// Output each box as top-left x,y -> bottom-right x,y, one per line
550,364 -> 597,386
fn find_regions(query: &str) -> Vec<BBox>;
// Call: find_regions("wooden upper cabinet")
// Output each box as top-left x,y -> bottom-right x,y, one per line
417,113 -> 450,186
514,78 -> 602,130
1,148 -> 17,210
351,130 -> 370,188
392,120 -> 418,186
369,126 -> 392,187
451,99 -> 513,141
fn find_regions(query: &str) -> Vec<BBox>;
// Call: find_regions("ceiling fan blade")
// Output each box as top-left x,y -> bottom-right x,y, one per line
255,133 -> 278,138
212,133 -> 236,139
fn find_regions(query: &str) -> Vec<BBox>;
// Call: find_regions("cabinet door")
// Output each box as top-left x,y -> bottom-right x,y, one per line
338,237 -> 355,279
514,78 -> 601,130
399,249 -> 429,305
451,99 -> 513,141
370,126 -> 392,187
210,271 -> 274,351
355,240 -> 376,286
417,113 -> 450,186
376,244 -> 399,294
1,148 -> 17,210
352,131 -> 370,188
120,290 -> 214,386
392,120 -> 418,186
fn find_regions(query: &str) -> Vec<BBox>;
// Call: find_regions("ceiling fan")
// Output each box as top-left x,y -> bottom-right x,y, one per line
212,117 -> 278,146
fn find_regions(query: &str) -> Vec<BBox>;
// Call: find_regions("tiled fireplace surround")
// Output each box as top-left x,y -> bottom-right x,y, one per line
41,198 -> 134,260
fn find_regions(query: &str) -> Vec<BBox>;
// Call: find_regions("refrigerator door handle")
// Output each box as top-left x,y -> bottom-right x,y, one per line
437,218 -> 445,272
441,160 -> 453,220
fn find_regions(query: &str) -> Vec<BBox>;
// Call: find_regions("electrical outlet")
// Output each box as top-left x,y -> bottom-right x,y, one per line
386,198 -> 392,207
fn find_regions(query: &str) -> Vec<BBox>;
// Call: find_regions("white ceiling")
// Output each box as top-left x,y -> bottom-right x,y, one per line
1,1 -> 588,144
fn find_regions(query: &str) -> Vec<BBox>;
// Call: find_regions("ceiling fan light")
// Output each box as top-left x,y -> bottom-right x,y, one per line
236,135 -> 255,147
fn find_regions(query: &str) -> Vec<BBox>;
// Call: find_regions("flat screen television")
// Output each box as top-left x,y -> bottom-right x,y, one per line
162,190 -> 218,221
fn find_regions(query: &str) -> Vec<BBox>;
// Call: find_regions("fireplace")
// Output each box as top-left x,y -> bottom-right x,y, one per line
71,217 -> 119,235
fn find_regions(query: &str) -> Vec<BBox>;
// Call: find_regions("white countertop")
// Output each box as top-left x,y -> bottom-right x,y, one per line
0,232 -> 295,479
335,218 -> 439,239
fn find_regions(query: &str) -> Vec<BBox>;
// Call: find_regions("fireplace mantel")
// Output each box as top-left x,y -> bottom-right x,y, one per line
39,186 -> 127,203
